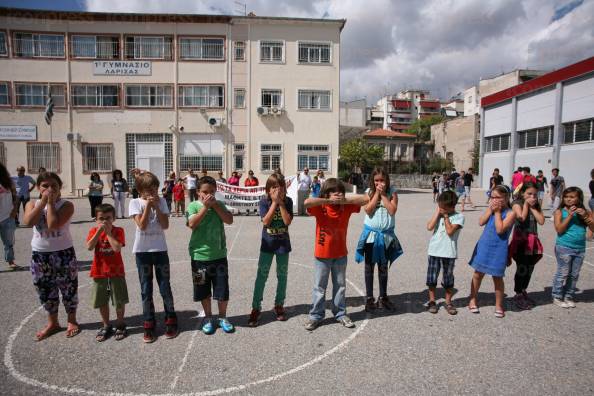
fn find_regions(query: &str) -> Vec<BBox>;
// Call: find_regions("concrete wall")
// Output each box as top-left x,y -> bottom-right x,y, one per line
431,114 -> 478,172
339,99 -> 367,127
464,86 -> 479,116
483,102 -> 512,137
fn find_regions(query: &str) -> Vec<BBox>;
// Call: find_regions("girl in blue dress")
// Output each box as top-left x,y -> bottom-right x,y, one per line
468,185 -> 516,318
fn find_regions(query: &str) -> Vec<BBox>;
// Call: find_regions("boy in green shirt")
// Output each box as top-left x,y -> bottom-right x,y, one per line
186,176 -> 234,335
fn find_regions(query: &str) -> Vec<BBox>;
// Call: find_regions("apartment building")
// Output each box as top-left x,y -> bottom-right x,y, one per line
371,89 -> 441,133
0,8 -> 344,192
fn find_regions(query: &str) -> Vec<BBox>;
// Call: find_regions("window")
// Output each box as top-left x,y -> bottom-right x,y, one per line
484,134 -> 511,153
179,37 -> 224,60
13,32 -> 65,58
234,41 -> 245,61
83,144 -> 113,172
0,142 -> 5,165
298,42 -> 331,64
467,96 -> 473,103
179,134 -> 224,171
126,85 -> 173,107
178,85 -> 224,108
27,143 -> 60,172
518,127 -> 553,149
125,36 -> 172,60
234,88 -> 246,108
0,82 -> 10,106
298,90 -> 331,110
400,144 -> 408,156
563,118 -> 594,144
233,143 -> 245,170
297,144 -> 329,171
261,89 -> 282,107
15,83 -> 65,107
0,32 -> 7,56
260,144 -> 282,171
260,41 -> 283,63
71,35 -> 119,59
71,85 -> 120,107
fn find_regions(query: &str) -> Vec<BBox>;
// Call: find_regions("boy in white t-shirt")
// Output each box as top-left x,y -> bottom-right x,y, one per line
128,170 -> 177,343
425,190 -> 464,315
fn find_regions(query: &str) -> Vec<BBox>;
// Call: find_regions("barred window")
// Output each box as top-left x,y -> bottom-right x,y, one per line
233,143 -> 245,171
260,144 -> 282,171
0,82 -> 9,106
0,32 -> 7,56
125,36 -> 173,60
563,118 -> 594,144
27,143 -> 60,173
261,89 -> 282,107
125,85 -> 173,108
298,42 -> 331,64
72,85 -> 119,107
484,134 -> 511,153
297,144 -> 329,171
234,41 -> 245,61
83,144 -> 113,172
71,35 -> 119,59
13,32 -> 65,58
260,41 -> 283,63
179,37 -> 224,60
234,88 -> 246,108
518,126 -> 553,149
178,85 -> 224,108
15,84 -> 65,107
298,90 -> 331,110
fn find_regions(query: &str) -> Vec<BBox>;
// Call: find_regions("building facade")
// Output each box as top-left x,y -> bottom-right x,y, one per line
339,98 -> 367,128
369,90 -> 441,133
479,56 -> 594,191
0,8 -> 344,192
363,128 -> 415,162
431,114 -> 479,171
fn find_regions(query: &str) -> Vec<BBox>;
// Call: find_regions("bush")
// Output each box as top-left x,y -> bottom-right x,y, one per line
427,157 -> 454,173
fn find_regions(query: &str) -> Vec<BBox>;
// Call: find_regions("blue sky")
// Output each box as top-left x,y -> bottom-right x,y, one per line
1,0 -> 593,102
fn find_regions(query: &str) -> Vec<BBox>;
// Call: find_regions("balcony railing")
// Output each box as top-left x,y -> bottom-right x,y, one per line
13,38 -> 65,58
124,39 -> 173,60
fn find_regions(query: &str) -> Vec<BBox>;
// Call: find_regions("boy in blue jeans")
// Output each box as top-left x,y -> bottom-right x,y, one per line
186,176 -> 234,335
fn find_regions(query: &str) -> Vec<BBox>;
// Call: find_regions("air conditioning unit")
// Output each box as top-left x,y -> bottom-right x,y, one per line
208,117 -> 222,127
257,106 -> 269,116
270,106 -> 283,116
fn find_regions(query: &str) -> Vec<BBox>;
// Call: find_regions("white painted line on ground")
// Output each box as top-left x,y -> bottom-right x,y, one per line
226,217 -> 244,258
169,330 -> 198,390
543,253 -> 594,270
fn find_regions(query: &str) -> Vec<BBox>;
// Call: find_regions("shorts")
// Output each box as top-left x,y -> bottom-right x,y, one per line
191,257 -> 229,301
91,277 -> 129,309
433,187 -> 438,193
426,256 -> 456,289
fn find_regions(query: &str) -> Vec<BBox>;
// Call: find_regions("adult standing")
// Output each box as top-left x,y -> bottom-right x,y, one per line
216,171 -> 227,183
431,172 -> 439,202
512,167 -> 524,191
110,169 -> 128,219
11,166 -> 35,226
245,170 -> 259,187
87,172 -> 104,220
535,170 -> 548,207
549,168 -> 565,213
316,170 -> 326,185
297,167 -> 312,215
184,169 -> 198,202
588,168 -> 594,241
488,168 -> 504,203
448,168 -> 460,190
163,171 -> 176,212
463,168 -> 475,209
227,171 -> 240,186
0,164 -> 18,269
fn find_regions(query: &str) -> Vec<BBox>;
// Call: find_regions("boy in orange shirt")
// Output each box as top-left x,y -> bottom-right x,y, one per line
86,203 -> 129,342
304,178 -> 368,331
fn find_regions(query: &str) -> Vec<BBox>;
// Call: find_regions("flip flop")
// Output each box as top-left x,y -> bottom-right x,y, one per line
494,310 -> 505,318
36,325 -> 61,341
8,263 -> 20,270
66,324 -> 81,338
468,306 -> 480,314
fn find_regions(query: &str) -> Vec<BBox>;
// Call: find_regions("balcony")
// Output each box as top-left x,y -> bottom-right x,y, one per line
390,123 -> 410,131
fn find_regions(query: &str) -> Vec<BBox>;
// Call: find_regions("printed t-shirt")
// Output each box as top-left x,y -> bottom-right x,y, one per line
128,197 -> 169,253
259,197 -> 293,254
307,204 -> 361,259
87,226 -> 126,278
187,200 -> 229,261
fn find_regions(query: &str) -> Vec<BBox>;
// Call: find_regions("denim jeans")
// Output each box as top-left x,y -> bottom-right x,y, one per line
552,245 -> 585,300
309,256 -> 347,321
0,217 -> 16,263
135,251 -> 176,322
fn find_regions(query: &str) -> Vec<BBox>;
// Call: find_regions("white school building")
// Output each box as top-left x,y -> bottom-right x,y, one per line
479,56 -> 594,191
0,8 -> 344,193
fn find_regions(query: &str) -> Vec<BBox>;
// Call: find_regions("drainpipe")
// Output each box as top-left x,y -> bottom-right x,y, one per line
174,21 -> 180,174
478,106 -> 485,188
247,22 -> 252,171
552,82 -> 563,169
509,97 -> 518,180
226,22 -> 232,176
65,23 -> 75,195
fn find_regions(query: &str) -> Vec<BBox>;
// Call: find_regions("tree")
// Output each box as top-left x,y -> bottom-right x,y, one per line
339,138 -> 385,172
405,115 -> 444,142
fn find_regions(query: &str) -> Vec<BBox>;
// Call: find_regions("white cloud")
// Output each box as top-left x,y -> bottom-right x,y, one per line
84,0 -> 594,102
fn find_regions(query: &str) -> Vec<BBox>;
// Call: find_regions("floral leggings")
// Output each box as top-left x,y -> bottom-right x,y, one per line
31,247 -> 79,315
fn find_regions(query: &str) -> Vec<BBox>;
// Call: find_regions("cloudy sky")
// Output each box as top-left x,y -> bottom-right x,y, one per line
2,0 -> 593,103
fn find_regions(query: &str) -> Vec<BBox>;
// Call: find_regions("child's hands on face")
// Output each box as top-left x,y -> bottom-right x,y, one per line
526,196 -> 537,207
201,193 -> 216,208
270,187 -> 280,203
328,192 -> 345,205
438,207 -> 449,217
376,182 -> 386,196
575,207 -> 586,218
103,222 -> 112,235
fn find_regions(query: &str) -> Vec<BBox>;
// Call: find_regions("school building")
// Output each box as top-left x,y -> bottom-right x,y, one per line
0,8 -> 344,193
479,56 -> 594,191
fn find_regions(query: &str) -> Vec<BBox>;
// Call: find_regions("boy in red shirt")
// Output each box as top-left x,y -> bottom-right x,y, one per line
304,178 -> 368,331
172,178 -> 186,217
86,203 -> 129,342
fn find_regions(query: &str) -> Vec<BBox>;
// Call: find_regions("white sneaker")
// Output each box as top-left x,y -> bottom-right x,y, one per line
564,298 -> 576,308
553,298 -> 569,308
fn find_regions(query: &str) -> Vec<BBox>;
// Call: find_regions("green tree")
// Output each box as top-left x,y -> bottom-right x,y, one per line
339,138 -> 385,172
405,115 -> 444,142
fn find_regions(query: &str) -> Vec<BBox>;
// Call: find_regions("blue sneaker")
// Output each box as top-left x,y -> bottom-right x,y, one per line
201,318 -> 217,335
218,318 -> 235,333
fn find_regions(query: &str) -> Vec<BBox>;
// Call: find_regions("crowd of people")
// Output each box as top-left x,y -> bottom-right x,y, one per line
0,163 -> 592,344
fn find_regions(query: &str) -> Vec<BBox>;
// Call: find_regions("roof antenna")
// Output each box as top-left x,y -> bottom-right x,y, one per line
234,1 -> 246,16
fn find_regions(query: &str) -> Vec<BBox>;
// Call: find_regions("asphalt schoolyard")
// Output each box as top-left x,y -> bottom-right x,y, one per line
0,190 -> 593,396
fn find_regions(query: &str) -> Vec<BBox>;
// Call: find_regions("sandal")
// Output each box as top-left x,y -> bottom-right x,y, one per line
494,310 -> 505,318
445,303 -> 458,315
427,301 -> 438,314
35,325 -> 61,341
8,262 -> 19,270
66,323 -> 81,338
96,326 -> 113,342
468,305 -> 480,314
114,325 -> 128,341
